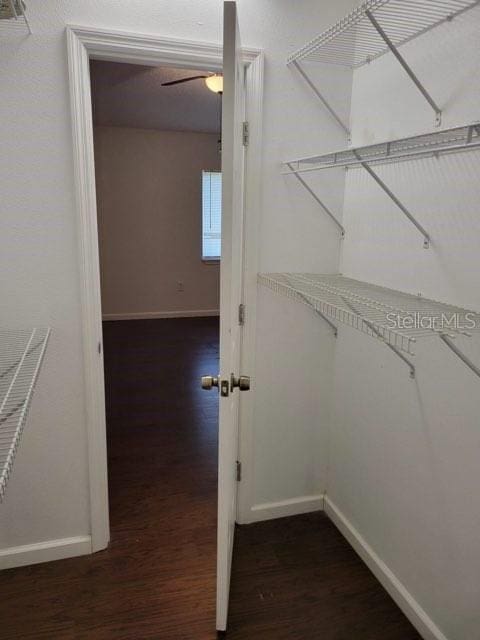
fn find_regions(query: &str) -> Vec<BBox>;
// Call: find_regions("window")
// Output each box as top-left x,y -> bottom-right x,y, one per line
202,171 -> 222,261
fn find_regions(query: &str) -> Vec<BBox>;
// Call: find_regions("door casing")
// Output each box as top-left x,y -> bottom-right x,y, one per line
67,25 -> 263,551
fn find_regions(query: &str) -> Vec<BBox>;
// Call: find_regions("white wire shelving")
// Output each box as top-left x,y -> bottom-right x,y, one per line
284,122 -> 480,248
286,124 -> 480,172
0,328 -> 50,501
258,273 -> 480,379
0,0 -> 31,35
288,0 -> 480,130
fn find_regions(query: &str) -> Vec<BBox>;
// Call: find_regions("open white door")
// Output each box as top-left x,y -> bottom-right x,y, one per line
203,1 -> 249,633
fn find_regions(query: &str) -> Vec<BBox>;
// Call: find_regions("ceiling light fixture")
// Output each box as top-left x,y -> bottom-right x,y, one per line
205,74 -> 223,94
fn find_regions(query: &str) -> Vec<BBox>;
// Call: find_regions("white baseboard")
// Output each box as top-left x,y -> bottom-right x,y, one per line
248,494 -> 325,523
324,497 -> 448,640
102,309 -> 219,321
0,535 -> 92,570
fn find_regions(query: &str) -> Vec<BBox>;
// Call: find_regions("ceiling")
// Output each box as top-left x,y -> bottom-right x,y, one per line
90,61 -> 221,134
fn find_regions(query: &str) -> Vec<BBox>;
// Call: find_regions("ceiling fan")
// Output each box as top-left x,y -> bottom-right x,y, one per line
162,73 -> 223,94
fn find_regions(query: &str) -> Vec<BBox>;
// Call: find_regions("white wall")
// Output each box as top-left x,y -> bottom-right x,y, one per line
240,2 -> 355,519
0,0 -> 355,559
94,126 -> 220,319
328,8 -> 480,640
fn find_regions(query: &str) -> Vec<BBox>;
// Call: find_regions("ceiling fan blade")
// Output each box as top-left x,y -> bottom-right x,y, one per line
161,75 -> 208,87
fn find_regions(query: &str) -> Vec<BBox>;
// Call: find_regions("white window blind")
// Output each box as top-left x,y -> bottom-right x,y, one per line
202,171 -> 222,260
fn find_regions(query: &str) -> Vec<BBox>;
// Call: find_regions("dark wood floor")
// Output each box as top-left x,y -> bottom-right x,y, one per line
229,513 -> 422,640
0,318 -> 421,639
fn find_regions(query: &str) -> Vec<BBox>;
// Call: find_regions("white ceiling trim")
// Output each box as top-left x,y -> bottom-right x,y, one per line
68,24 -> 259,70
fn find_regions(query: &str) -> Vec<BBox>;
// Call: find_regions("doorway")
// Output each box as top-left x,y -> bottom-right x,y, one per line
89,59 -> 223,630
67,24 -> 262,553
67,23 -> 263,632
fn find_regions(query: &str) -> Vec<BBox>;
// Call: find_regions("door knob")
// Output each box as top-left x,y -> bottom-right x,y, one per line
201,375 -> 219,390
230,374 -> 250,392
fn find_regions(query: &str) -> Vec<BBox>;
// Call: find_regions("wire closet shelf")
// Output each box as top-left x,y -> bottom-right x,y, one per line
258,274 -> 480,378
287,0 -> 480,128
0,328 -> 50,501
285,123 -> 480,174
284,123 -> 480,248
288,0 -> 479,69
0,0 -> 31,34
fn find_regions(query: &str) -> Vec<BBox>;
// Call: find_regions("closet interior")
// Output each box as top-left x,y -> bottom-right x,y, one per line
259,0 -> 480,381
1,0 -> 479,637
256,2 -> 480,635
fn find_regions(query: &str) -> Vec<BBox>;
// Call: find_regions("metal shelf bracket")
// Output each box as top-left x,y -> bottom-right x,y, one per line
286,163 -> 345,238
365,10 -> 441,126
440,334 -> 480,379
294,286 -> 338,337
315,310 -> 338,337
291,60 -> 351,139
342,297 -> 415,378
352,151 -> 431,248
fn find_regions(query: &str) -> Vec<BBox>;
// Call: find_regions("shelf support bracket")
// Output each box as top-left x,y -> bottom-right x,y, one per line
365,10 -> 441,126
289,283 -> 338,337
286,163 -> 345,237
291,60 -> 351,139
440,334 -> 480,379
342,297 -> 415,378
313,308 -> 338,337
353,151 -> 431,249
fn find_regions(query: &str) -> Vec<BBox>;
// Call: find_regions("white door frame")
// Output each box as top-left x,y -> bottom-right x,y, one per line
66,25 -> 263,551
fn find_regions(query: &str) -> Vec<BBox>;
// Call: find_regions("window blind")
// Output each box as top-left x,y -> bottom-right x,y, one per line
202,171 -> 222,260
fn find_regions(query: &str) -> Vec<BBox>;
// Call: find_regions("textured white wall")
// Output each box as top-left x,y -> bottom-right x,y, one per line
94,126 -> 220,317
0,0 -> 355,551
242,1 -> 355,513
329,8 -> 480,640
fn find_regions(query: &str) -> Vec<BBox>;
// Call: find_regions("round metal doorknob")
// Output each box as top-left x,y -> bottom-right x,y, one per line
230,374 -> 251,391
201,375 -> 219,390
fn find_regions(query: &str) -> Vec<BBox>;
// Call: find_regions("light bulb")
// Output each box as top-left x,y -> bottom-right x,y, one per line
205,74 -> 223,94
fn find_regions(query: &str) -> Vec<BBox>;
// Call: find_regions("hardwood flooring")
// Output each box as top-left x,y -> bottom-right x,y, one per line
0,318 -> 421,639
228,512 -> 422,640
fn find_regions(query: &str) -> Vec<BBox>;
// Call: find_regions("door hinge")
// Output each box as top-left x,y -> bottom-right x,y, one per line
242,121 -> 249,146
236,461 -> 242,482
238,303 -> 245,326
98,341 -> 102,355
